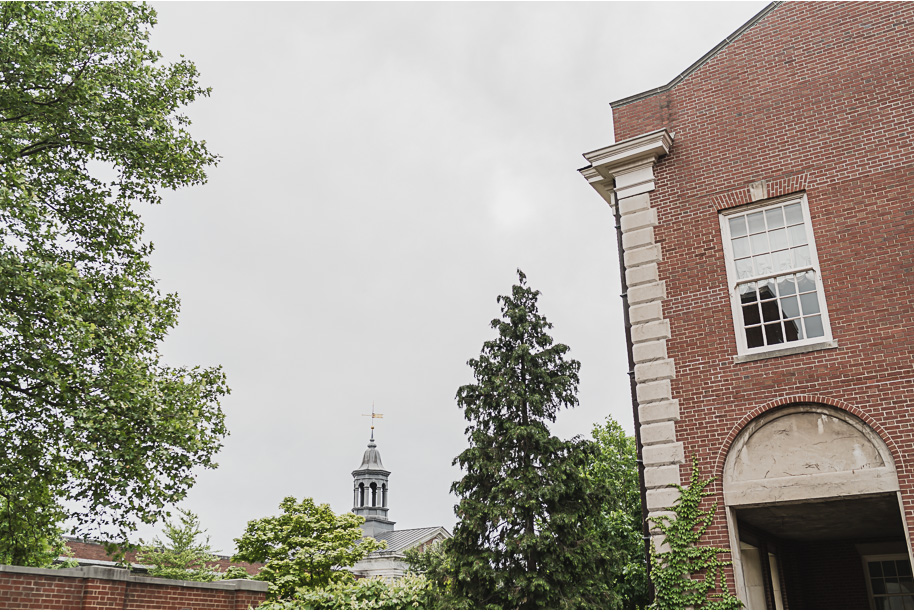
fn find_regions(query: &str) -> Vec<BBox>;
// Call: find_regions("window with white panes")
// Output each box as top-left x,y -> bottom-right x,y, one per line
720,194 -> 832,355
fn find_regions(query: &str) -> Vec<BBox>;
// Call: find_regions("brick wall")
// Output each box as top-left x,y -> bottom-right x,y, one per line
779,540 -> 870,610
609,0 -> 914,591
0,565 -> 268,610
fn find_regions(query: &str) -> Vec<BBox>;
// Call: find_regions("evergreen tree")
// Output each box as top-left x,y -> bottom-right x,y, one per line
447,270 -> 616,609
137,509 -> 221,582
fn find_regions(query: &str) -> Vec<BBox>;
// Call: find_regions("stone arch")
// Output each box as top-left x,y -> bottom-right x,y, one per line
721,403 -> 911,609
714,395 -> 903,479
722,403 -> 899,508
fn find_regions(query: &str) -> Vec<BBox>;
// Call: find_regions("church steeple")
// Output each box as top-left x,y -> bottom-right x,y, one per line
352,431 -> 395,538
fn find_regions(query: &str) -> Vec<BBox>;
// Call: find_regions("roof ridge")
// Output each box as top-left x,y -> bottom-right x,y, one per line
612,1 -> 782,108
394,526 -> 440,531
378,526 -> 443,534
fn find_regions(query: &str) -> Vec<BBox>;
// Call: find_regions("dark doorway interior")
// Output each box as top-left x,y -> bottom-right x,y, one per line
735,493 -> 911,610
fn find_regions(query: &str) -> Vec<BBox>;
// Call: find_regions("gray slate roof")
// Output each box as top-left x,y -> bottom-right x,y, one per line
368,526 -> 451,555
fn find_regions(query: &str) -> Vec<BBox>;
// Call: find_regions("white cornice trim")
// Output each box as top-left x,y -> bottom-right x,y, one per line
583,129 -> 672,176
579,129 -> 673,203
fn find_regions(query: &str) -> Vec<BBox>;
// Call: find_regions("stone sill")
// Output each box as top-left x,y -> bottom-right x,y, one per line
732,340 -> 839,364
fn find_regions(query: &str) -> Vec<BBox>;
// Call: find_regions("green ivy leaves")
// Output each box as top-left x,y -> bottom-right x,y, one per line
650,457 -> 743,610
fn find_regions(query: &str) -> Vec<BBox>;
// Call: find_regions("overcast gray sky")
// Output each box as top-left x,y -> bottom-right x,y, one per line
136,1 -> 768,554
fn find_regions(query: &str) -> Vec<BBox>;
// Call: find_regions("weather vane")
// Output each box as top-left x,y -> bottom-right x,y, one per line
361,403 -> 384,440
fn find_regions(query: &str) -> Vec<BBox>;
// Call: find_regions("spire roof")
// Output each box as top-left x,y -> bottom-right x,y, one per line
356,437 -> 385,471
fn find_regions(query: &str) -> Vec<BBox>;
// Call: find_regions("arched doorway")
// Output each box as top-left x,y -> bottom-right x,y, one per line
723,405 -> 913,609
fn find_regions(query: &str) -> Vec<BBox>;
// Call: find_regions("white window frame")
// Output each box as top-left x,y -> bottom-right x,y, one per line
862,553 -> 914,610
719,193 -> 833,357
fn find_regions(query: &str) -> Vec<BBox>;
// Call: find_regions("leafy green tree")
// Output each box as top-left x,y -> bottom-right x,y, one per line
446,270 -> 619,609
0,477 -> 68,567
233,497 -> 385,601
261,574 -> 435,610
650,457 -> 742,610
137,509 -> 221,582
589,417 -> 651,609
0,1 -> 227,562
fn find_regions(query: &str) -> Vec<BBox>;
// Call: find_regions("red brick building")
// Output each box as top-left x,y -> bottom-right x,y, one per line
579,2 -> 914,609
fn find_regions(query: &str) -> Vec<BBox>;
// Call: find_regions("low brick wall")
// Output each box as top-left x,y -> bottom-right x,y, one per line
0,564 -> 268,610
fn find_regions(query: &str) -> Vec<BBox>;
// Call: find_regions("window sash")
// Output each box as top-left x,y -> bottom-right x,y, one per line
720,194 -> 832,356
863,554 -> 914,610
731,265 -> 815,288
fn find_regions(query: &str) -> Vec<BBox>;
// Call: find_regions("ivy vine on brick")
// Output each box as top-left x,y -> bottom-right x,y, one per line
650,456 -> 743,610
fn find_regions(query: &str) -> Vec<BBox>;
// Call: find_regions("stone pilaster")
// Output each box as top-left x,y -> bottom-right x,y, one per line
580,129 -> 681,552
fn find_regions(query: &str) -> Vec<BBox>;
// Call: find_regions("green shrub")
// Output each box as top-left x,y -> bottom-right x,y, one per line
260,574 -> 434,610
